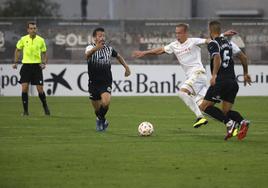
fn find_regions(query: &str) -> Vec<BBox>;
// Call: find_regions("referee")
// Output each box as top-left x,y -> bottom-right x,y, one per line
12,21 -> 50,116
85,27 -> 131,131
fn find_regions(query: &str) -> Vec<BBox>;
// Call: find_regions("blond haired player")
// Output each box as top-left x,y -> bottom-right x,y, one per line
133,23 -> 236,128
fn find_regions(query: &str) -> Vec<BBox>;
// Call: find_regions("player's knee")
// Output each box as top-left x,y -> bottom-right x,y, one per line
199,103 -> 206,112
101,94 -> 111,107
101,100 -> 110,108
199,102 -> 210,112
22,88 -> 28,93
36,86 -> 44,93
199,100 -> 215,112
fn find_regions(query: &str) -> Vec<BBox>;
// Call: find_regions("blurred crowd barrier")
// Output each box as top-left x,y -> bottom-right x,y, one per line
1,18 -> 268,65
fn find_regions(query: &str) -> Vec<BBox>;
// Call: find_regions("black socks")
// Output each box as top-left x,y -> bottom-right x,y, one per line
21,92 -> 50,115
39,92 -> 50,115
22,92 -> 28,113
227,110 -> 243,124
204,106 -> 244,125
38,92 -> 47,107
204,106 -> 229,124
95,106 -> 109,120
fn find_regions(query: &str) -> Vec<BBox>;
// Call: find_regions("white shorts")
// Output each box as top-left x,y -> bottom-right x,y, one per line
180,71 -> 208,105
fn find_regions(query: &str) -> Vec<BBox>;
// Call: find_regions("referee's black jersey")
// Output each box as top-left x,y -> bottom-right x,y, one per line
207,37 -> 236,81
86,43 -> 118,83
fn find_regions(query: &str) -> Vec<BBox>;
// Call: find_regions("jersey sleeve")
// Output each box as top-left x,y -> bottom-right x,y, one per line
111,48 -> 118,57
207,41 -> 220,57
164,42 -> 174,54
85,44 -> 94,54
16,37 -> 24,49
231,41 -> 241,55
40,39 -> 47,52
191,38 -> 207,45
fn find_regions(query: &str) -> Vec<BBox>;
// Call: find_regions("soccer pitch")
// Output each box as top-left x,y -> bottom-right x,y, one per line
0,96 -> 268,188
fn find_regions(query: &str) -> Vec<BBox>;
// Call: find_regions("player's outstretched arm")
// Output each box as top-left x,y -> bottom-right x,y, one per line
237,51 -> 252,86
204,30 -> 237,44
132,47 -> 165,58
116,53 -> 131,77
223,30 -> 237,37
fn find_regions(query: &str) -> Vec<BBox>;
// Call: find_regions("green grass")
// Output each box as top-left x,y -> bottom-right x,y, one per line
0,96 -> 268,188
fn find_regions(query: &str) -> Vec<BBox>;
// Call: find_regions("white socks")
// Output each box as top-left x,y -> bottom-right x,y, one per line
178,91 -> 203,118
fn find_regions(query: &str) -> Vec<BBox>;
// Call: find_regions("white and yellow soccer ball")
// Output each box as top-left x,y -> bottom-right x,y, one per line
138,121 -> 154,136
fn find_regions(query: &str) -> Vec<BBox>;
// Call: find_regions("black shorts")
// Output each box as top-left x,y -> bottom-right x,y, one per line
88,81 -> 112,101
19,64 -> 43,85
204,79 -> 239,104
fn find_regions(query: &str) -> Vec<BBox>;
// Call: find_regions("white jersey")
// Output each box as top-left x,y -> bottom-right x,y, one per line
164,38 -> 206,78
230,41 -> 242,55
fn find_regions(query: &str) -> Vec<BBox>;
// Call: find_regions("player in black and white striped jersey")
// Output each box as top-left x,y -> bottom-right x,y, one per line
85,27 -> 131,131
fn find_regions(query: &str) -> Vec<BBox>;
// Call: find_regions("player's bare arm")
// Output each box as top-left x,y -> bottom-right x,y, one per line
223,30 -> 237,37
12,48 -> 21,69
205,38 -> 212,44
132,47 -> 165,58
204,30 -> 237,44
40,52 -> 48,69
236,51 -> 252,86
85,41 -> 104,60
116,53 -> 131,77
211,54 -> 221,86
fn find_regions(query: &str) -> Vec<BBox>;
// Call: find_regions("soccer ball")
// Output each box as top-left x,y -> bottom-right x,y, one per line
138,121 -> 154,136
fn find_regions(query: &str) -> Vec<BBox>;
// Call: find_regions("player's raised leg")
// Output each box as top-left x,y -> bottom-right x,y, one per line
178,85 -> 208,128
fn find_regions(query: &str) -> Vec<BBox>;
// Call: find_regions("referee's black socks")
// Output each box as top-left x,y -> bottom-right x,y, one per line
38,92 -> 48,110
38,92 -> 50,115
22,92 -> 28,113
38,92 -> 47,106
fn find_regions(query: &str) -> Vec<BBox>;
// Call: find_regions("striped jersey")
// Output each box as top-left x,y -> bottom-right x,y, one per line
85,43 -> 118,83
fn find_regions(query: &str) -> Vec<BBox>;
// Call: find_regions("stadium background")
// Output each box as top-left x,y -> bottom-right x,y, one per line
0,1 -> 268,188
1,0 -> 268,96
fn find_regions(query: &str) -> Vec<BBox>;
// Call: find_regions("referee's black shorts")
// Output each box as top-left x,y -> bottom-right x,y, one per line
19,64 -> 44,85
204,79 -> 239,104
88,81 -> 112,101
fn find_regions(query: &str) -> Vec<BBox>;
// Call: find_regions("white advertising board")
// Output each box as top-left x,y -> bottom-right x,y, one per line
0,64 -> 267,96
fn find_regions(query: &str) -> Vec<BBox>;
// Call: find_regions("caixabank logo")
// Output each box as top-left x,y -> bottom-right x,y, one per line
44,68 -> 72,95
